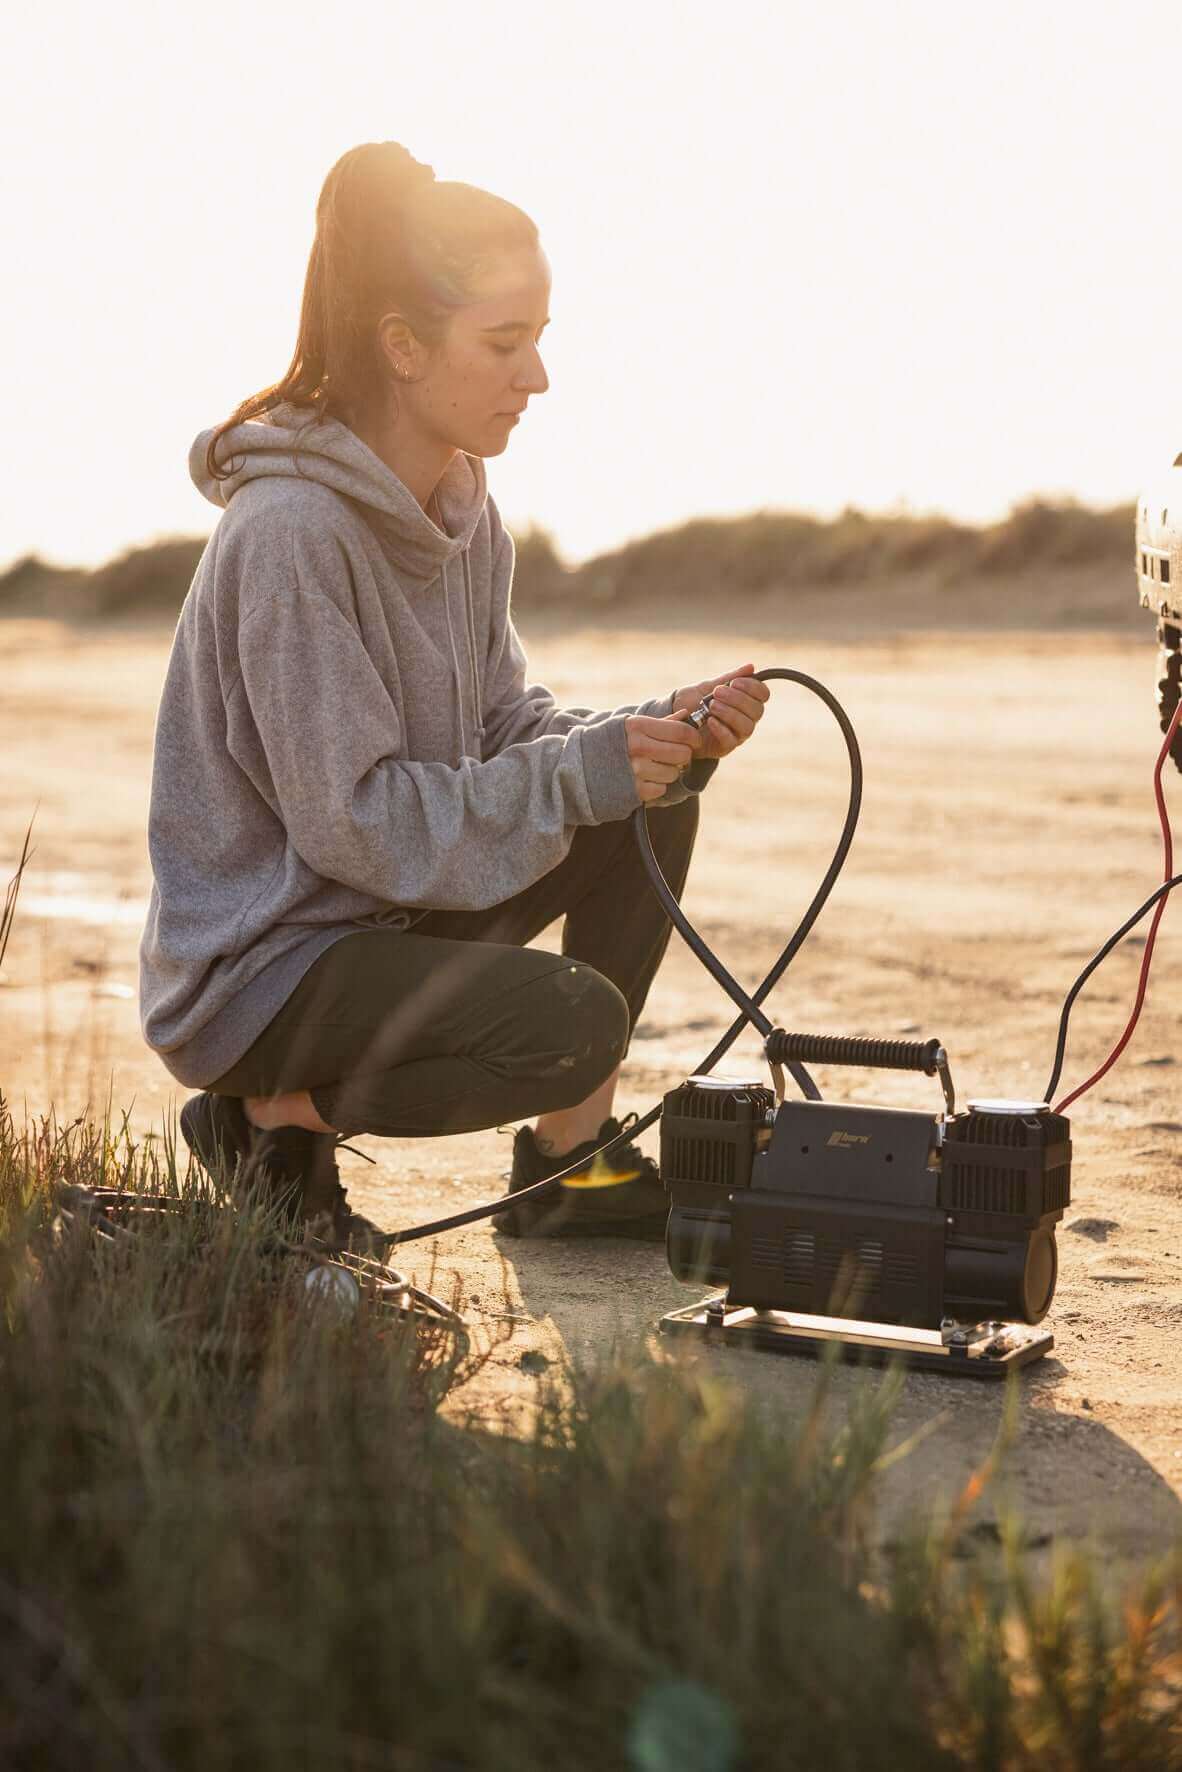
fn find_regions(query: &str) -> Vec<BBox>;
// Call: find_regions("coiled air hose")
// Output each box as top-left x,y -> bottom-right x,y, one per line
381,669 -> 862,1248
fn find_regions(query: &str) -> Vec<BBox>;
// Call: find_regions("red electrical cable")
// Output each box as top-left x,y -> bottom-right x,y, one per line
1054,695 -> 1182,1114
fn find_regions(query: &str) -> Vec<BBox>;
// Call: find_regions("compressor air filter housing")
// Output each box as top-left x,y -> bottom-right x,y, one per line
661,1076 -> 775,1284
940,1099 -> 1070,1324
662,1079 -> 1071,1330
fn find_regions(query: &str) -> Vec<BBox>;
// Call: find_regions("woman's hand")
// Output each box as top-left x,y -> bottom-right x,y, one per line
671,661 -> 770,760
624,712 -> 704,802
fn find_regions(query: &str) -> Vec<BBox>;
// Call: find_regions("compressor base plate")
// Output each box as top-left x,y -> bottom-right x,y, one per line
660,1296 -> 1053,1376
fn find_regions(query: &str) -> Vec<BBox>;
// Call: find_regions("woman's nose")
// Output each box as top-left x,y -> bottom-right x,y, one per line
514,344 -> 549,396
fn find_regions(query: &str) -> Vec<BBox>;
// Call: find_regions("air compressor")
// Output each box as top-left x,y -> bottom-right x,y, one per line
648,505 -> 1182,1376
657,1068 -> 1069,1375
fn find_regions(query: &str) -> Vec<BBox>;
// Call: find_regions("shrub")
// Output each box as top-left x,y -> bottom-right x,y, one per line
0,500 -> 1138,622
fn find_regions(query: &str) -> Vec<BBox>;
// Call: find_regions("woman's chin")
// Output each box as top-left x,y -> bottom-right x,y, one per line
469,435 -> 512,459
454,414 -> 520,459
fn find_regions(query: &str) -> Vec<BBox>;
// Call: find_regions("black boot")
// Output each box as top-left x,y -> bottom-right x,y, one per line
493,1113 -> 669,1240
179,1091 -> 252,1183
181,1093 -> 387,1253
180,1091 -> 302,1222
293,1131 -> 388,1257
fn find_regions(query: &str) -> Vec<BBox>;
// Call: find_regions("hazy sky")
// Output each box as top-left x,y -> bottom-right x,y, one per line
5,0 -> 1181,571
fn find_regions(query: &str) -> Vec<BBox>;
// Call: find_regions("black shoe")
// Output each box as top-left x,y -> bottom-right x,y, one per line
243,1125 -> 388,1256
298,1139 -> 389,1258
181,1092 -> 302,1220
181,1095 -> 386,1252
317,1195 -> 389,1259
493,1112 -> 669,1240
180,1091 -> 255,1186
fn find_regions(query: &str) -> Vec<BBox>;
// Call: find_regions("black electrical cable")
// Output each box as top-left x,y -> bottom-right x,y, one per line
1042,873 -> 1182,1107
379,667 -> 863,1249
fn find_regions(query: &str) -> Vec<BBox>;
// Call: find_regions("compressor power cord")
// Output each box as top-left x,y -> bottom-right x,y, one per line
1045,692 -> 1182,1112
378,668 -> 864,1249
1043,873 -> 1182,1109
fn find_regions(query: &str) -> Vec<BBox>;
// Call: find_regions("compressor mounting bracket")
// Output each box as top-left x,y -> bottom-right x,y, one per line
659,1294 -> 1054,1376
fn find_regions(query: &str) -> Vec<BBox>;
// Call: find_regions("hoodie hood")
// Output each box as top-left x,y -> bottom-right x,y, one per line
189,400 -> 488,588
190,401 -> 490,755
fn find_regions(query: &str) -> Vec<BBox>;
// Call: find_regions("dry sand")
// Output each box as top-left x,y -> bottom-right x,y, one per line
3,563 -> 1180,1587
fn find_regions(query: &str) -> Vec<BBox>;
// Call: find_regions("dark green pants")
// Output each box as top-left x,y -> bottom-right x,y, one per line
209,798 -> 699,1138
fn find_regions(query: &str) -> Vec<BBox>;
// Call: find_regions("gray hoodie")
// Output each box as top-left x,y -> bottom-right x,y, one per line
138,403 -> 714,1088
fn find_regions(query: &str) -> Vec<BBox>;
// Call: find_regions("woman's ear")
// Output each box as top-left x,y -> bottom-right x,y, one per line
376,311 -> 422,382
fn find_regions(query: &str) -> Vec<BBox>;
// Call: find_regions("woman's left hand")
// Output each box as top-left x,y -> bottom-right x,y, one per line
671,662 -> 770,760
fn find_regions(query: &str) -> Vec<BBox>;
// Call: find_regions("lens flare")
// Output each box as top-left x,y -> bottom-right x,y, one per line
560,1158 -> 643,1192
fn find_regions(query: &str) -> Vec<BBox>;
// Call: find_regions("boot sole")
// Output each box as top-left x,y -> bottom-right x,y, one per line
493,1202 -> 669,1241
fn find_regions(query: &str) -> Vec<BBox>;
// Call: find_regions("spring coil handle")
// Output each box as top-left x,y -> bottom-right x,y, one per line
763,1029 -> 956,1115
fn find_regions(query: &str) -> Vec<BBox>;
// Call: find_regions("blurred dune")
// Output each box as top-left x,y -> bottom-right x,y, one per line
0,496 -> 1137,626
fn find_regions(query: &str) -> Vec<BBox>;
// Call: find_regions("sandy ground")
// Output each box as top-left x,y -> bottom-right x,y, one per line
3,565 -> 1181,1588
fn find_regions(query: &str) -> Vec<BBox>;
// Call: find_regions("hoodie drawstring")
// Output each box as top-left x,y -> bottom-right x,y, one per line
439,557 -> 467,759
462,548 -> 485,758
434,492 -> 484,762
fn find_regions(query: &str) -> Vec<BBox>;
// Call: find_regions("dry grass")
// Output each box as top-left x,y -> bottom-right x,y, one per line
0,1082 -> 1179,1769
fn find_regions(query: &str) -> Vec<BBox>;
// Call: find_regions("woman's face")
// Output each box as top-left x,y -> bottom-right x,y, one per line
401,245 -> 552,458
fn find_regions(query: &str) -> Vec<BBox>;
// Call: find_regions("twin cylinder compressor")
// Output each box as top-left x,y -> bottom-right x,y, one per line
661,1072 -> 1072,1330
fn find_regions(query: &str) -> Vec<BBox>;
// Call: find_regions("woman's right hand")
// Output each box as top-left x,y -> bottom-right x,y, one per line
624,711 -> 703,802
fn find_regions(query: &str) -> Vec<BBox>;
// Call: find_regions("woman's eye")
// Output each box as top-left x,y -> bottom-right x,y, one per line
491,330 -> 547,356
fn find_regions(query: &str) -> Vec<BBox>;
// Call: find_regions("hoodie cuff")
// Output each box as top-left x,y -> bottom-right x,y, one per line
645,755 -> 719,809
631,689 -> 677,720
579,716 -> 643,823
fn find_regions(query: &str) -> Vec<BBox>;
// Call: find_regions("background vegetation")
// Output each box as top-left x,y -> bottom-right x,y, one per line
0,498 -> 1136,622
